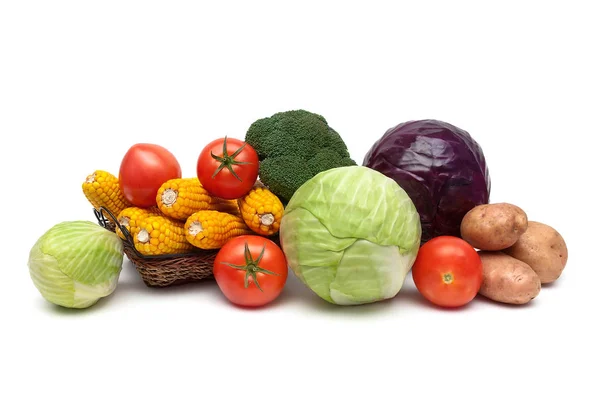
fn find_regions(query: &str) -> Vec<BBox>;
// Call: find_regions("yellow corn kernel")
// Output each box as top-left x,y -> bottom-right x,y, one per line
213,198 -> 241,217
157,178 -> 242,220
238,185 -> 284,236
115,206 -> 161,240
82,170 -> 131,217
131,214 -> 194,256
185,210 -> 253,250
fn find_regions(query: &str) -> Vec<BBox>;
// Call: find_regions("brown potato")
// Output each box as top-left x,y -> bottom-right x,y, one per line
503,221 -> 568,284
460,203 -> 528,250
478,251 -> 541,305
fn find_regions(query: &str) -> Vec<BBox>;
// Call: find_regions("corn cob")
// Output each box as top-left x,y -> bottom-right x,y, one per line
185,210 -> 253,250
213,199 -> 241,217
82,170 -> 131,217
238,185 -> 284,236
131,214 -> 194,256
157,178 -> 242,220
115,206 -> 161,240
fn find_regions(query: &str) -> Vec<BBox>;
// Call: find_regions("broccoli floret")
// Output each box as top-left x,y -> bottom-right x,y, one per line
308,148 -> 357,176
245,109 -> 356,202
257,156 -> 316,203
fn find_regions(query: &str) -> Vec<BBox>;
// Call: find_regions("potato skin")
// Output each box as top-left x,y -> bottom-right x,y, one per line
478,251 -> 541,305
503,221 -> 568,284
460,203 -> 528,251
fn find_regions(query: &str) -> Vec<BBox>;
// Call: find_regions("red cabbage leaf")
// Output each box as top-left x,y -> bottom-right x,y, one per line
363,119 -> 491,243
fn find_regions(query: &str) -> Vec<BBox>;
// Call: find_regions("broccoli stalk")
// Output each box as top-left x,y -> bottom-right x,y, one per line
245,110 -> 356,202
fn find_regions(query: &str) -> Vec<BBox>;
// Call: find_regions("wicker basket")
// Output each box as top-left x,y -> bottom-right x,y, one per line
94,207 -> 218,287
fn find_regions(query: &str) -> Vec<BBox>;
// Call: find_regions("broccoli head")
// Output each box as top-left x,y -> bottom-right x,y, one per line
245,110 -> 356,202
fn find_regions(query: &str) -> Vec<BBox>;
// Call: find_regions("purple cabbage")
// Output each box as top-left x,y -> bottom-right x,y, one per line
363,119 -> 491,243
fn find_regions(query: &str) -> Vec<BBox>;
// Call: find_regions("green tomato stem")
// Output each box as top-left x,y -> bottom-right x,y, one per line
210,136 -> 253,181
220,241 -> 280,292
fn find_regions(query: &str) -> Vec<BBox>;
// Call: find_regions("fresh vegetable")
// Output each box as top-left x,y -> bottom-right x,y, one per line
412,236 -> 483,308
245,109 -> 356,202
131,214 -> 194,256
213,236 -> 288,307
119,143 -> 182,207
28,221 -> 124,309
156,177 -> 242,220
213,199 -> 242,217
363,119 -> 491,243
116,206 -> 161,240
503,221 -> 568,284
238,183 -> 284,236
197,137 -> 259,200
185,210 -> 253,250
460,203 -> 528,250
478,251 -> 541,305
157,177 -> 209,220
82,170 -> 132,217
280,165 -> 421,305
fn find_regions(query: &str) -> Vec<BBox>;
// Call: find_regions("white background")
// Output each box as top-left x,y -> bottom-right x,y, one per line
1,1 -> 598,399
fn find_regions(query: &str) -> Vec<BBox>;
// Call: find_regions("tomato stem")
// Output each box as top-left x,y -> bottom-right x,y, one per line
220,241 -> 280,292
210,136 -> 253,182
443,273 -> 454,284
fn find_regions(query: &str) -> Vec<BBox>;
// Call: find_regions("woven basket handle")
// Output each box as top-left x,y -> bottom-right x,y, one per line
94,207 -> 139,251
94,206 -> 195,260
94,206 -> 213,260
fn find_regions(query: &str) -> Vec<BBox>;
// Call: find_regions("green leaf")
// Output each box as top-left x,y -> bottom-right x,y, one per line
230,142 -> 247,158
279,166 -> 422,305
27,221 -> 124,309
222,135 -> 229,157
220,261 -> 246,270
251,272 -> 263,292
255,244 -> 266,264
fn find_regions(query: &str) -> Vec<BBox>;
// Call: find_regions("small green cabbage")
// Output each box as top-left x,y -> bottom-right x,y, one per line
280,166 -> 422,305
28,221 -> 124,309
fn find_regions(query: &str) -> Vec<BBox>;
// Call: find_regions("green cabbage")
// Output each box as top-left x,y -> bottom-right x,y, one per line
28,221 -> 124,309
280,166 -> 422,305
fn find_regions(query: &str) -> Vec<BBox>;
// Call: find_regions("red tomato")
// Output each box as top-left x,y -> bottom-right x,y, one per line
197,137 -> 259,199
119,143 -> 182,207
412,236 -> 483,308
213,236 -> 288,307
